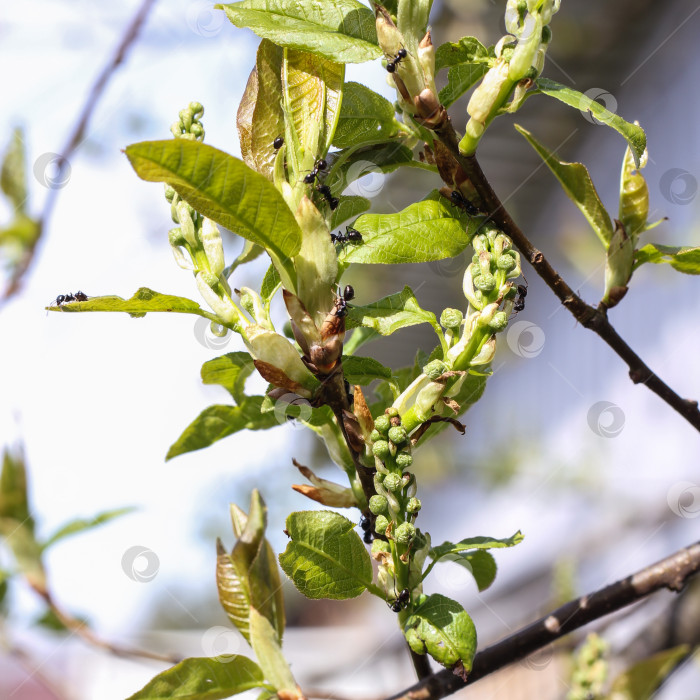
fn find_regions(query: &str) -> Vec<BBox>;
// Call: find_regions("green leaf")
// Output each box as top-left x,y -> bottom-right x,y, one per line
166,398 -> 279,460
217,491 -> 285,645
125,656 -> 269,699
342,327 -> 379,355
430,531 -> 524,561
330,195 -> 370,230
0,518 -> 45,592
333,82 -> 399,148
279,510 -> 373,599
0,213 -> 41,248
608,645 -> 690,700
47,287 -> 215,320
342,191 -> 477,264
533,78 -> 647,167
237,40 -> 284,181
217,0 -> 381,64
634,243 -> 700,274
1,128 -> 28,213
346,286 -> 438,337
435,37 -> 489,71
42,508 -> 135,551
0,450 -> 33,532
125,140 -> 301,286
249,609 -> 297,693
403,593 -> 477,671
432,550 -> 497,593
201,352 -> 255,404
439,63 -> 490,108
342,355 -> 392,385
515,124 -> 614,247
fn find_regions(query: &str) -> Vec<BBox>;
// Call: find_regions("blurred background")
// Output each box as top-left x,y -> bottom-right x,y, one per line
1,0 -> 699,698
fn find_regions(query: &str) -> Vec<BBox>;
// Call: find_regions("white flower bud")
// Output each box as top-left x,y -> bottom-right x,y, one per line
200,218 -> 225,276
176,201 -> 197,247
195,271 -> 238,324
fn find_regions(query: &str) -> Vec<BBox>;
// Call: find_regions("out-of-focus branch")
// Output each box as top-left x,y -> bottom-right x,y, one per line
2,0 -> 157,303
431,118 -> 700,434
384,540 -> 700,700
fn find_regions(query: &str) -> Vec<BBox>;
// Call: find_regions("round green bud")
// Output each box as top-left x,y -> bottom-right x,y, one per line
373,415 -> 391,435
385,407 -> 400,418
472,253 -> 480,265
541,25 -> 552,44
396,453 -> 413,470
375,515 -> 390,534
370,429 -> 382,443
164,185 -> 176,202
496,253 -> 517,271
488,311 -> 509,332
371,538 -> 390,555
369,495 -> 388,515
395,522 -> 416,545
372,440 -> 390,459
525,66 -> 539,80
440,308 -> 463,330
388,425 -> 408,446
406,497 -> 422,514
474,273 -> 496,292
168,227 -> 186,247
383,473 -> 402,493
282,321 -> 294,340
423,359 -> 448,380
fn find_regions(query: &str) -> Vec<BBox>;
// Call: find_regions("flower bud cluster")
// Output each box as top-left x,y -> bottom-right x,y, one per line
164,105 -> 246,330
568,633 -> 609,700
461,0 -> 559,154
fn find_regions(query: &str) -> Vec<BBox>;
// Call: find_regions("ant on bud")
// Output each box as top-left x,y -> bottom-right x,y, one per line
330,226 -> 363,250
386,48 -> 407,73
333,284 -> 355,318
513,283 -> 527,313
388,588 -> 410,613
303,158 -> 328,184
273,136 -> 284,149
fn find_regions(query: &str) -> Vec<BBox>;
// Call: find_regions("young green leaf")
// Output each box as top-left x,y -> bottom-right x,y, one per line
608,645 -> 690,700
439,63 -> 490,109
435,37 -> 489,71
341,355 -> 392,385
42,508 -> 135,551
634,243 -> 700,274
341,327 -> 379,355
333,82 -> 400,148
0,450 -> 33,531
201,352 -> 256,404
125,655 -> 269,700
278,510 -> 373,599
515,125 -> 614,248
237,40 -> 284,181
429,550 -> 497,592
330,195 -> 370,230
533,79 -> 646,166
217,0 -> 381,64
342,191 -> 477,264
429,531 -> 524,562
403,594 -> 477,671
217,491 -> 285,645
260,264 -> 281,307
0,519 -> 45,593
125,140 -> 302,286
346,286 -> 439,337
249,609 -> 299,694
47,288 -> 216,320
166,398 -> 279,460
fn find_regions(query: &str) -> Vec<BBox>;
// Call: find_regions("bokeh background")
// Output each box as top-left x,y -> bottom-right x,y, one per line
1,0 -> 699,698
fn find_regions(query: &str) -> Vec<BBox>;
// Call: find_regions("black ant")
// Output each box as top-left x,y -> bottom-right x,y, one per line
330,226 -> 363,249
273,136 -> 284,149
513,283 -> 527,313
388,588 -> 410,612
53,291 -> 88,307
303,158 -> 328,184
386,48 -> 407,73
333,284 -> 354,318
359,513 -> 374,543
316,182 -> 339,210
450,190 -> 479,216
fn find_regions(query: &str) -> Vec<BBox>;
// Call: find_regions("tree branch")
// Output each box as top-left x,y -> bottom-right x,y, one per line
432,118 -> 700,434
384,540 -> 700,700
2,0 -> 157,303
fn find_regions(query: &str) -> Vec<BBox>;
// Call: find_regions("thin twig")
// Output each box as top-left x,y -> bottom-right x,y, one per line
1,0 -> 157,303
383,540 -> 700,700
432,118 -> 700,434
